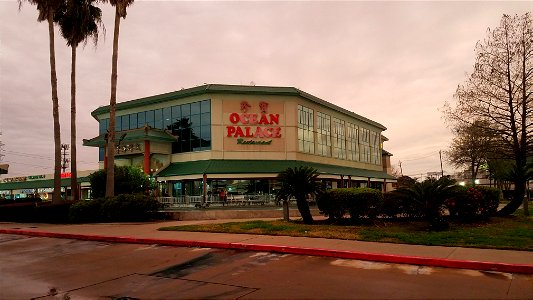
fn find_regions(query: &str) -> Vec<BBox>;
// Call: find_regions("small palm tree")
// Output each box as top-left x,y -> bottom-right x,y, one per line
392,177 -> 459,229
106,0 -> 135,197
56,0 -> 103,200
276,166 -> 323,224
19,0 -> 63,203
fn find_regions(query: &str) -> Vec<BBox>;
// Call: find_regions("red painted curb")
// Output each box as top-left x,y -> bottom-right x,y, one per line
1,229 -> 532,274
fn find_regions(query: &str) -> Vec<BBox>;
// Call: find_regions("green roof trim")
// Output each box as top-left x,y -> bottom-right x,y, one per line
0,177 -> 90,191
91,84 -> 386,130
83,126 -> 177,147
156,159 -> 395,180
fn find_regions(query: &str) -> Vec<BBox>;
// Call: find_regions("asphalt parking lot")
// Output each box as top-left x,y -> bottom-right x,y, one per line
0,234 -> 531,299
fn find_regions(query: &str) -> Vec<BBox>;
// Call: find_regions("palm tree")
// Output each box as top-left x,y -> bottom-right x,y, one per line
106,0 -> 135,197
55,0 -> 103,201
392,177 -> 459,229
276,166 -> 323,224
18,0 -> 63,203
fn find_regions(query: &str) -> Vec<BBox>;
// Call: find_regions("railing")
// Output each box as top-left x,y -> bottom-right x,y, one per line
158,194 -> 278,209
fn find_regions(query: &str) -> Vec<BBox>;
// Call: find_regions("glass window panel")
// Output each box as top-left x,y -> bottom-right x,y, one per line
163,107 -> 171,129
137,112 -> 145,127
201,100 -> 210,113
99,119 -> 108,134
171,105 -> 181,120
145,110 -> 155,128
191,102 -> 201,115
115,116 -> 122,131
130,113 -> 138,129
190,114 -> 201,126
200,112 -> 210,126
200,125 -> 211,140
181,103 -> 190,117
154,109 -> 163,129
121,115 -> 130,131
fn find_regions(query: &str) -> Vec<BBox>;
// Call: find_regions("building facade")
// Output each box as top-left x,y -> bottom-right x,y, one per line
83,84 -> 395,206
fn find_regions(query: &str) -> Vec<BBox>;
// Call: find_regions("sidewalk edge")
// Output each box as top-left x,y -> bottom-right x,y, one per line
1,229 -> 531,275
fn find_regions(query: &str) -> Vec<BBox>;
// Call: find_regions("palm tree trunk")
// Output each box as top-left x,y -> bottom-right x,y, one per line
106,7 -> 121,198
48,12 -> 62,204
70,45 -> 78,201
283,199 -> 289,221
296,196 -> 313,224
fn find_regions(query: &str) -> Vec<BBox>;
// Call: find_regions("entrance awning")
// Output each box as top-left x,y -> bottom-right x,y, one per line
156,159 -> 396,180
83,126 -> 177,147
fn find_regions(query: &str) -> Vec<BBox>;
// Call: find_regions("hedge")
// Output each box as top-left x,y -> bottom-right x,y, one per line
317,188 -> 383,222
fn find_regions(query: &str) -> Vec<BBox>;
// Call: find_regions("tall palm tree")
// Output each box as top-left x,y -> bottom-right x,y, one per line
276,166 -> 323,224
55,0 -> 103,200
106,0 -> 135,197
18,0 -> 63,203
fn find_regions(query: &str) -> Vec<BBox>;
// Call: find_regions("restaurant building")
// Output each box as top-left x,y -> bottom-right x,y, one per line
82,84 -> 395,206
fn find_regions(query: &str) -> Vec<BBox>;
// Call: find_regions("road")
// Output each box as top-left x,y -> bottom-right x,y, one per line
0,234 -> 531,299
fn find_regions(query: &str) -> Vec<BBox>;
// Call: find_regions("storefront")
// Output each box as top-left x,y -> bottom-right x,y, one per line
83,84 -> 396,207
0,171 -> 92,200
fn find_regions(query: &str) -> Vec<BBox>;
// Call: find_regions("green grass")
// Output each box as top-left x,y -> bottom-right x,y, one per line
159,207 -> 533,251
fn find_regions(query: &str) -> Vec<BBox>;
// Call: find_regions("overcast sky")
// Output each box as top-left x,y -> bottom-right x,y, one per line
0,1 -> 531,178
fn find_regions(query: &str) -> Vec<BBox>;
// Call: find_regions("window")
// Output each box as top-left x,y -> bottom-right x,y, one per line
169,100 -> 211,153
137,111 -> 146,127
370,131 -> 381,165
297,105 -> 314,154
332,118 -> 346,159
360,128 -> 371,163
316,112 -> 331,156
145,110 -> 155,128
130,113 -> 138,130
154,109 -> 163,129
163,107 -> 171,130
99,118 -> 109,134
346,123 -> 359,161
121,115 -> 130,131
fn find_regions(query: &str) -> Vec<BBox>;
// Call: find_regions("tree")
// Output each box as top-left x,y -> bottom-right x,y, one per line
19,0 -> 63,203
276,166 -> 323,224
106,0 -> 135,197
55,0 -> 103,200
444,13 -> 532,216
89,165 -> 154,198
445,120 -> 495,185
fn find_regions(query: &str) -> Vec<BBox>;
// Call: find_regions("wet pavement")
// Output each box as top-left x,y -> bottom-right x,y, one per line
0,234 -> 531,299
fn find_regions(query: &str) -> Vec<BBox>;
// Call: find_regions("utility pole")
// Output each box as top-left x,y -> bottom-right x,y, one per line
398,161 -> 403,176
439,150 -> 444,178
61,144 -> 70,173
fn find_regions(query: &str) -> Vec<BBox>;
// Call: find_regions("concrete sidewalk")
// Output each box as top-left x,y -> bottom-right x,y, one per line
0,219 -> 532,274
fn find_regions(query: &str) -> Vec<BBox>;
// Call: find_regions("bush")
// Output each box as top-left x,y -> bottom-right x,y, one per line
69,199 -> 104,223
69,194 -> 162,222
0,201 -> 71,223
317,188 -> 352,220
347,188 -> 384,221
382,192 -> 425,218
447,186 -> 501,222
317,188 -> 383,222
100,194 -> 161,222
89,166 -> 155,198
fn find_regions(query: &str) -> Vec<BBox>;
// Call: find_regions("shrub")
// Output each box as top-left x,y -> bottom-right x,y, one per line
317,188 -> 383,222
474,186 -> 501,217
89,166 -> 155,198
347,188 -> 384,221
382,192 -> 425,218
69,200 -> 103,223
317,188 -> 351,220
447,186 -> 502,222
100,194 -> 161,221
389,177 -> 458,230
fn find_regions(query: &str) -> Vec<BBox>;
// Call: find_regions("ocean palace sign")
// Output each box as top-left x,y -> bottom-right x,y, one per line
226,101 -> 281,144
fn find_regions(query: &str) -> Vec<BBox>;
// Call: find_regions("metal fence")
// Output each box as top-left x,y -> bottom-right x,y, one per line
157,194 -> 278,209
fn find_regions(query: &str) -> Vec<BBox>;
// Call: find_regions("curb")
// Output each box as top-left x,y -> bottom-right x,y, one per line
1,229 -> 532,275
